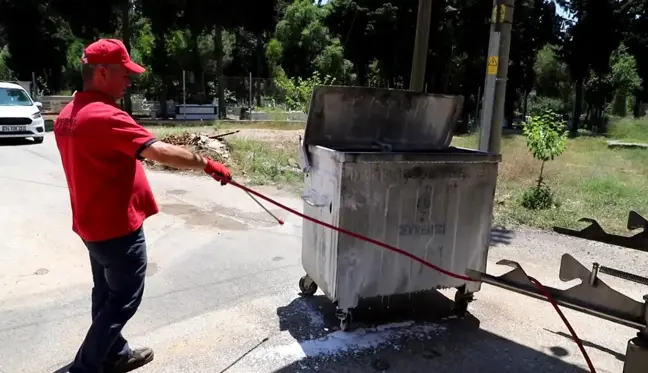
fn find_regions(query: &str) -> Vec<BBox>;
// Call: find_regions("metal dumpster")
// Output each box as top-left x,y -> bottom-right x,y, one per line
296,86 -> 501,330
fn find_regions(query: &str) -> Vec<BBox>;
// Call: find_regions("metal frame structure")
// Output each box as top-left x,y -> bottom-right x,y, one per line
467,211 -> 648,373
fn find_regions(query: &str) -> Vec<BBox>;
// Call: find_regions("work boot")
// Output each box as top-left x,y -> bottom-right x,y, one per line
104,347 -> 154,373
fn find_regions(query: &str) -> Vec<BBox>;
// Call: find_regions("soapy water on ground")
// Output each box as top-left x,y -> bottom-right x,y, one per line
270,321 -> 447,360
250,295 -> 448,368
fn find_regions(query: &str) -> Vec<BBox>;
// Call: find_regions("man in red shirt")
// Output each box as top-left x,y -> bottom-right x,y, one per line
54,38 -> 230,373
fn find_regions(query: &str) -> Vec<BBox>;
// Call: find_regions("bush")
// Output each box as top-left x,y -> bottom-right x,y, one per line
520,181 -> 555,210
273,68 -> 335,112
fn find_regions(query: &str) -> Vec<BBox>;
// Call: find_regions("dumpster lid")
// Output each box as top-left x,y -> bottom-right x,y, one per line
303,86 -> 464,151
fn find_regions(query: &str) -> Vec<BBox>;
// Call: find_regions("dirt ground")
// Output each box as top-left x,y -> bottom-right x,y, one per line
230,128 -> 303,146
143,132 -> 233,174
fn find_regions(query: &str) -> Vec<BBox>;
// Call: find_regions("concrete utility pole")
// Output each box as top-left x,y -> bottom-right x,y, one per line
478,0 -> 515,154
409,0 -> 433,92
121,0 -> 133,114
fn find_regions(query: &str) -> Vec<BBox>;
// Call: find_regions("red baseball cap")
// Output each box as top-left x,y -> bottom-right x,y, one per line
81,38 -> 146,74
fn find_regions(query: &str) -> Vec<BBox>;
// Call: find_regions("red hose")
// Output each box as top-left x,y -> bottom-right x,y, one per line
221,177 -> 596,373
529,277 -> 597,373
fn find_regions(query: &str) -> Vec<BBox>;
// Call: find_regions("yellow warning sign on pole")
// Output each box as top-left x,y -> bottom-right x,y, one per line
487,56 -> 499,75
491,4 -> 506,23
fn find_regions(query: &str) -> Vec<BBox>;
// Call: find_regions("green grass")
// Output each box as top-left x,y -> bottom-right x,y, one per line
227,138 -> 302,189
451,132 -> 648,234
608,117 -> 648,142
146,120 -> 648,234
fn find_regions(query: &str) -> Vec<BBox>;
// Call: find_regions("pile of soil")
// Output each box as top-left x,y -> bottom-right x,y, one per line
143,131 -> 232,172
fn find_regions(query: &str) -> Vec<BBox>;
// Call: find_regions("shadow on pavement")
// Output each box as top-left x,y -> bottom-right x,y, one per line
274,291 -> 590,373
490,225 -> 515,246
0,138 -> 39,146
545,328 -> 625,362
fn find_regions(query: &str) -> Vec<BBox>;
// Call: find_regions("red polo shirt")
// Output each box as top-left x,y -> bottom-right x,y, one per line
54,91 -> 159,242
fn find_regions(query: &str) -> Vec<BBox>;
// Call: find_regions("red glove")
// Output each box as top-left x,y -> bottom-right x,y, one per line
204,159 -> 231,185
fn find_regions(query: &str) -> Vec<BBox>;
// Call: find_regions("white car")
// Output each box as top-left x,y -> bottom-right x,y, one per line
0,82 -> 45,144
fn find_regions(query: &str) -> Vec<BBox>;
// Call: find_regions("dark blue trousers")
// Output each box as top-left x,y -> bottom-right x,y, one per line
68,226 -> 147,373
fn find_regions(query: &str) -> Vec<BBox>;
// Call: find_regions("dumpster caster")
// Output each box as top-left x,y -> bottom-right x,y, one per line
336,308 -> 351,331
453,286 -> 474,315
298,275 -> 318,296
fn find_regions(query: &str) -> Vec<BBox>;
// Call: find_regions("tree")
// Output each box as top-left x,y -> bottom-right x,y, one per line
50,0 -> 121,42
609,44 -> 642,117
138,0 -> 183,117
621,0 -> 648,116
521,110 -> 568,210
508,0 -> 561,121
0,0 -> 70,92
272,0 -> 332,78
529,44 -> 572,116
559,0 -> 625,134
534,45 -> 570,99
0,0 -> 641,132
325,0 -> 373,85
0,45 -> 13,81
314,38 -> 355,84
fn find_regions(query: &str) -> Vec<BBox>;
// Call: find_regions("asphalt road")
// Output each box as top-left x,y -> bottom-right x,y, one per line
1,134 -> 646,373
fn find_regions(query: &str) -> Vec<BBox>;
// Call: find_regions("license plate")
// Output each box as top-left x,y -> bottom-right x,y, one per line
1,125 -> 26,132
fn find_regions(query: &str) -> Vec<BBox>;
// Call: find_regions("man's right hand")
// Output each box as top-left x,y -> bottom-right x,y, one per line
204,159 -> 231,185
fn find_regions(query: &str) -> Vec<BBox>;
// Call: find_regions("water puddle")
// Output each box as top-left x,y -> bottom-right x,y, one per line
159,202 -> 282,231
160,203 -> 249,230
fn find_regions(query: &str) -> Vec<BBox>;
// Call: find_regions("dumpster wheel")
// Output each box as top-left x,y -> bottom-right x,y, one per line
298,275 -> 318,296
335,308 -> 352,331
452,286 -> 474,315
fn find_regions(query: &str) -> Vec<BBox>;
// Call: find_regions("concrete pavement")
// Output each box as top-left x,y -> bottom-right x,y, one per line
0,134 -> 645,373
